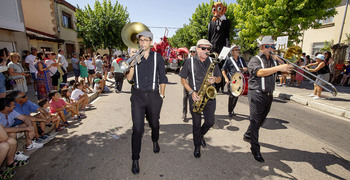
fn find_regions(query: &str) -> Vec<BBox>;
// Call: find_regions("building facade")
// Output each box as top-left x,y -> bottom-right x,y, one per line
0,0 -> 28,54
301,0 -> 350,62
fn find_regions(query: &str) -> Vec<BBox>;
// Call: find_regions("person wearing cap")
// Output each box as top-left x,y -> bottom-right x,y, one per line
179,39 -> 222,159
221,44 -> 247,117
189,46 -> 197,57
125,30 -> 168,175
180,46 -> 196,121
243,36 -> 293,163
303,54 -> 330,99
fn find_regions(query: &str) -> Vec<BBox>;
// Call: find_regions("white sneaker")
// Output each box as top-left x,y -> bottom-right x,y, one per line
15,151 -> 29,161
313,96 -> 321,100
26,141 -> 44,150
308,94 -> 315,97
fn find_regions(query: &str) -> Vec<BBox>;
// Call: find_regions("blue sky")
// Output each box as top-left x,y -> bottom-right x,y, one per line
66,0 -> 237,43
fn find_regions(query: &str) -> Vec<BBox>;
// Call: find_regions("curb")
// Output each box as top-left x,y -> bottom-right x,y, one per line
274,91 -> 350,119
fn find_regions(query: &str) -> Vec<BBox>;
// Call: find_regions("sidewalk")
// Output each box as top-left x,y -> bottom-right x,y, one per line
274,80 -> 350,119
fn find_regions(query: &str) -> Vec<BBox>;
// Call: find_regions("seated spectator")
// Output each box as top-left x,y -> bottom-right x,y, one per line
94,72 -> 110,93
68,80 -> 75,92
340,63 -> 350,86
79,79 -> 93,93
332,60 -> 345,85
48,91 -> 86,127
93,78 -> 103,95
0,98 -> 42,151
0,125 -> 20,179
6,91 -> 51,142
70,83 -> 91,110
38,99 -> 62,132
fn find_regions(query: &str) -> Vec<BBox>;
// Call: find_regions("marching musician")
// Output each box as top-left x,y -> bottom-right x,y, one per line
125,31 -> 168,174
221,44 -> 248,117
179,39 -> 222,158
243,36 -> 292,162
181,46 -> 197,121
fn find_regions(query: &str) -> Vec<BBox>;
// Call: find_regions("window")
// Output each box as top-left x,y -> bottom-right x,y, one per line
312,42 -> 324,56
41,47 -> 51,53
65,44 -> 74,58
62,11 -> 72,29
319,17 -> 334,24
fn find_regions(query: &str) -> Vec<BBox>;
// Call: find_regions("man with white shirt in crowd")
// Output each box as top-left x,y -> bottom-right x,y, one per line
58,49 -> 68,83
25,47 -> 38,95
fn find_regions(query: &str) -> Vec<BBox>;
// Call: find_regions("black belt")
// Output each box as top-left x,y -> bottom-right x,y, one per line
254,90 -> 273,96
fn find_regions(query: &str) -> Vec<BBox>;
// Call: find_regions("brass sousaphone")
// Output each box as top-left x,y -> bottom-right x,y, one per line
119,22 -> 150,72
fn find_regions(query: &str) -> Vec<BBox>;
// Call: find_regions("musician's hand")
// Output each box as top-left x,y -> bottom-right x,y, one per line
278,64 -> 293,73
208,76 -> 216,84
242,67 -> 248,72
192,92 -> 201,102
225,77 -> 229,84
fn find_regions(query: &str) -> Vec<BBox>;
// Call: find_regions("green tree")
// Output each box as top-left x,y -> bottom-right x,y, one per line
320,40 -> 334,52
234,0 -> 342,50
76,0 -> 129,55
169,1 -> 237,48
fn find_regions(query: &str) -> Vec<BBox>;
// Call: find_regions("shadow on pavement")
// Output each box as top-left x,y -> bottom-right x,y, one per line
262,118 -> 289,130
15,123 -> 350,179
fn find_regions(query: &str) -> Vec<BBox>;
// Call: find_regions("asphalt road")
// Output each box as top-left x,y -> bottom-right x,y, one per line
14,72 -> 350,180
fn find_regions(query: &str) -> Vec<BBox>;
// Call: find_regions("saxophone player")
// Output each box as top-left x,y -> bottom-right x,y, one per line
179,39 -> 222,158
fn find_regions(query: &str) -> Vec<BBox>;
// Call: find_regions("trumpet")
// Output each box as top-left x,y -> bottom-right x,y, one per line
120,22 -> 150,73
270,46 -> 337,96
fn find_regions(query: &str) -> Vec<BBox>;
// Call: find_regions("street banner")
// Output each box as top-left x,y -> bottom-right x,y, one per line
277,36 -> 289,50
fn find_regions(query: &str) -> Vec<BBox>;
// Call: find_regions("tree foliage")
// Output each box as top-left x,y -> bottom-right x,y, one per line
75,0 -> 129,54
234,0 -> 342,50
169,0 -> 237,48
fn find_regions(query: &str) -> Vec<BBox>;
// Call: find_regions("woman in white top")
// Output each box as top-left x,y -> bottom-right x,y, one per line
8,52 -> 29,93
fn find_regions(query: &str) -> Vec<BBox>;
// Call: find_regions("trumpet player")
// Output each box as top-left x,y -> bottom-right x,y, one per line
179,39 -> 222,158
125,31 -> 168,175
243,36 -> 293,162
221,44 -> 248,117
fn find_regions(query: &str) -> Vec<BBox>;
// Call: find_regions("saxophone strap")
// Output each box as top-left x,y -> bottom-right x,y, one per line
191,57 -> 212,91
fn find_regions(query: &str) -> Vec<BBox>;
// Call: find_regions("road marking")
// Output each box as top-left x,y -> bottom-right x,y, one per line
90,97 -> 100,104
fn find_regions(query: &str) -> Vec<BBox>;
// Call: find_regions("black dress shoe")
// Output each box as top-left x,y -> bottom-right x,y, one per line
252,152 -> 265,162
194,147 -> 201,158
243,136 -> 250,143
131,160 -> 139,174
153,141 -> 160,153
201,136 -> 206,147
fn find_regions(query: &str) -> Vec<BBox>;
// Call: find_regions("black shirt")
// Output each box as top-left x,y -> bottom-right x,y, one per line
133,51 -> 168,91
179,55 -> 222,92
221,55 -> 247,78
208,19 -> 230,53
248,52 -> 277,92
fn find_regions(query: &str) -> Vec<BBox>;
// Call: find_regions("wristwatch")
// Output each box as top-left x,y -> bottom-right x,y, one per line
160,95 -> 165,99
189,90 -> 194,95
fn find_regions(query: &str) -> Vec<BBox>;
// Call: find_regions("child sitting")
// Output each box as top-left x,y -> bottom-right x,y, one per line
71,83 -> 92,111
48,90 -> 86,127
38,99 -> 62,132
80,79 -> 93,93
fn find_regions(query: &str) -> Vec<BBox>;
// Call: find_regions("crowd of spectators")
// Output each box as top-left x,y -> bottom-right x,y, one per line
0,47 -> 131,178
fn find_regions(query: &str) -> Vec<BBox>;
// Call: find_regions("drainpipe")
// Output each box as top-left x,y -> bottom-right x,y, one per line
339,0 -> 349,43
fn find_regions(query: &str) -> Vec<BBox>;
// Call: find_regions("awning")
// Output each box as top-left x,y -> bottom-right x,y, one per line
26,28 -> 64,43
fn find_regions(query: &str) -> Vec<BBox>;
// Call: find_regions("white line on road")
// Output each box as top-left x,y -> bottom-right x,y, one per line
90,97 -> 100,104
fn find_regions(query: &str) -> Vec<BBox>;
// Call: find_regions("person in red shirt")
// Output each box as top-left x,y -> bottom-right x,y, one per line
48,91 -> 86,126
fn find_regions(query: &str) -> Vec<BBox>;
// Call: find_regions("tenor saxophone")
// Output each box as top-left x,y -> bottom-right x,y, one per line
193,52 -> 219,114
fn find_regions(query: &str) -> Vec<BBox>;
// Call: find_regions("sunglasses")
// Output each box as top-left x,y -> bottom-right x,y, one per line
264,45 -> 276,49
199,47 -> 211,51
190,51 -> 196,53
18,95 -> 27,99
233,49 -> 240,51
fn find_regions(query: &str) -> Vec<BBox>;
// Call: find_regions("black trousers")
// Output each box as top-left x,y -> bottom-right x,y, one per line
183,87 -> 189,115
131,88 -> 163,160
227,84 -> 239,113
114,72 -> 124,91
189,97 -> 216,147
244,90 -> 273,153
